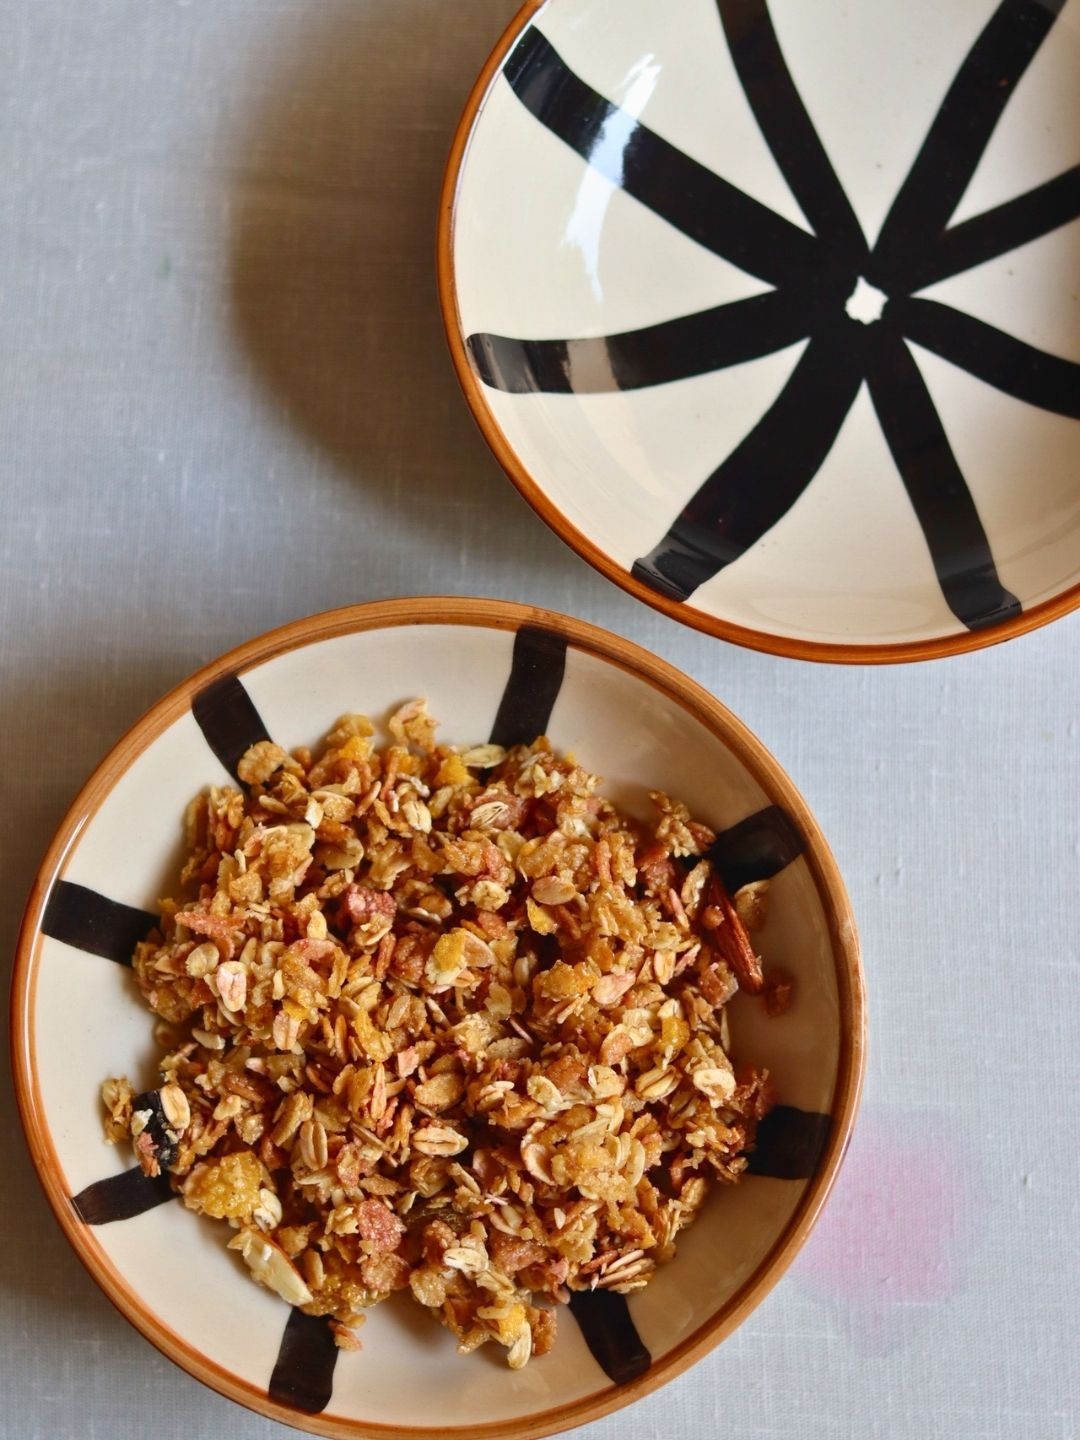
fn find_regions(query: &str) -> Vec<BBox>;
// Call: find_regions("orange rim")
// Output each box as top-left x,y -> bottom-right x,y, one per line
11,598 -> 866,1438
435,3 -> 1080,665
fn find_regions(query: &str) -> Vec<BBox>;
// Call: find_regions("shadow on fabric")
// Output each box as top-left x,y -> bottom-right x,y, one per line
228,0 -> 577,572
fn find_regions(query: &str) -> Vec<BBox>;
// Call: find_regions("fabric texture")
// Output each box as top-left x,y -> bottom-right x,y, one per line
0,2 -> 1076,1436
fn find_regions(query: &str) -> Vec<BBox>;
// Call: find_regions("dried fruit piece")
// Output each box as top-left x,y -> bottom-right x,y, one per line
129,1089 -> 181,1177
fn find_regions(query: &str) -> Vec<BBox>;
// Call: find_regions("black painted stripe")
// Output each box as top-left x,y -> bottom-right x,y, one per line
489,625 -> 568,748
269,1309 -> 339,1414
632,318 -> 865,601
192,673 -> 272,786
746,1105 -> 832,1179
569,1290 -> 651,1385
892,298 -> 1080,420
864,326 -> 1022,632
41,880 -> 158,965
467,290 -> 820,395
905,165 -> 1080,292
715,0 -> 866,271
72,1167 -> 175,1224
709,806 -> 804,893
503,26 -> 820,290
870,0 -> 1067,288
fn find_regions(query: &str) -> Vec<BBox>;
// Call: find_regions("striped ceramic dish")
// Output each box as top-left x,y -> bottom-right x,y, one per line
12,599 -> 864,1439
439,0 -> 1080,662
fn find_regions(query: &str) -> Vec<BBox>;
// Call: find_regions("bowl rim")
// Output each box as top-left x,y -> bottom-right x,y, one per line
11,596 -> 866,1439
435,0 -> 1080,666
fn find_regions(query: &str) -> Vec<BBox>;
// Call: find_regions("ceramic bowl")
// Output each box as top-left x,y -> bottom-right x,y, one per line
12,598 -> 864,1438
439,0 -> 1080,662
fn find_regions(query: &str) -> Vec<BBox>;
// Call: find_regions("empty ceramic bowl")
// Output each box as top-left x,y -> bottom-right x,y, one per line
439,0 -> 1080,661
12,598 -> 863,1438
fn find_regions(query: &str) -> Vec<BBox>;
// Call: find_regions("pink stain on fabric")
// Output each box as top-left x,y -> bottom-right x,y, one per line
793,1108 -> 976,1351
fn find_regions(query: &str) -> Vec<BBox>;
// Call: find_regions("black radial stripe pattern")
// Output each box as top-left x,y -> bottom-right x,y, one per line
746,1105 -> 832,1180
472,0 -> 1079,631
708,804 -> 804,893
41,880 -> 158,965
72,1167 -> 176,1224
489,625 -> 568,748
502,26 -> 820,290
899,165 -> 1080,292
192,672 -> 272,786
568,1290 -> 651,1385
867,0 -> 1068,288
632,317 -> 865,601
268,1309 -> 339,1414
892,298 -> 1080,421
468,289 -> 823,396
863,324 -> 1021,631
716,0 -> 865,271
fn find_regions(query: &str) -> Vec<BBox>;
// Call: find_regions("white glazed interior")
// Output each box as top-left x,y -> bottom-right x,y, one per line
450,0 -> 1080,649
28,618 -> 847,1431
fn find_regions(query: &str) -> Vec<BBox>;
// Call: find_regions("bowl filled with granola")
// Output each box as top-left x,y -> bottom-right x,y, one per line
12,597 -> 864,1439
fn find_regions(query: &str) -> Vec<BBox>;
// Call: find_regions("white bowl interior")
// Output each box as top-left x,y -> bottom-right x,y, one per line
30,618 -> 846,1431
450,0 -> 1080,650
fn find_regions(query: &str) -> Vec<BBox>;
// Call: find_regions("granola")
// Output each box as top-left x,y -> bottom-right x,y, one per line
103,702 -> 777,1367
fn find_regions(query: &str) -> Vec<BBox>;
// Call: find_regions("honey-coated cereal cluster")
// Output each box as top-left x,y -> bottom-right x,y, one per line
102,701 -> 780,1367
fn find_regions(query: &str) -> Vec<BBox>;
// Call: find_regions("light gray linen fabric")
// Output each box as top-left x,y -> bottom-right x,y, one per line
0,3 -> 1076,1436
